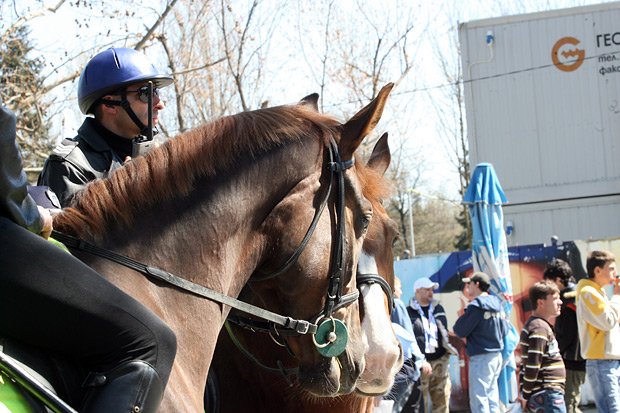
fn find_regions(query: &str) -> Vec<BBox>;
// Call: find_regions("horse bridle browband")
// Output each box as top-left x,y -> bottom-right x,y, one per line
51,137 -> 358,358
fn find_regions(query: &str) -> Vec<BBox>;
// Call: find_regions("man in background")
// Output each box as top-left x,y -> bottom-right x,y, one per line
576,250 -> 620,413
407,277 -> 456,413
543,259 -> 585,412
519,280 -> 566,412
385,277 -> 424,413
453,272 -> 506,413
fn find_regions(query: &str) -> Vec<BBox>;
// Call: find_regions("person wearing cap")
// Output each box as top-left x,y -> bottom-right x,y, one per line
453,272 -> 507,413
382,277 -> 424,413
38,47 -> 173,206
1,104 -> 176,411
406,277 -> 457,413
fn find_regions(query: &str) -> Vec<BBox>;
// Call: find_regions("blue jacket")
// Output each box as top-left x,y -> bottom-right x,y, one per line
453,294 -> 506,357
391,298 -> 424,381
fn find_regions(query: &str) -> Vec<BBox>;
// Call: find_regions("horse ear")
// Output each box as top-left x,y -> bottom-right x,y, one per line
339,83 -> 393,160
367,132 -> 391,176
298,93 -> 319,112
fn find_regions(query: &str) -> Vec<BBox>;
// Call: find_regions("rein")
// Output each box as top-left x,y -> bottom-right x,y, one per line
51,230 -> 318,335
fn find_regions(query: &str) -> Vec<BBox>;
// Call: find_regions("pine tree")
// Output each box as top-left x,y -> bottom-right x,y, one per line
453,206 -> 471,251
0,25 -> 52,170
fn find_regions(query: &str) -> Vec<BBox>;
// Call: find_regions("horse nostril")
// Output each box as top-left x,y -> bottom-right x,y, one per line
370,378 -> 384,387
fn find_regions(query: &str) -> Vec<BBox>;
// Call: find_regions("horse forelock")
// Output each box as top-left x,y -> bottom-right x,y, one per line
54,105 -> 341,240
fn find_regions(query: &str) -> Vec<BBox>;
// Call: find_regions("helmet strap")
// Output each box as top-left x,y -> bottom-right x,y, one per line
98,90 -> 157,139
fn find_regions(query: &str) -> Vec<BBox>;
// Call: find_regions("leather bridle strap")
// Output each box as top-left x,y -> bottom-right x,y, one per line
322,138 -> 354,318
51,230 -> 317,335
252,137 -> 358,323
357,273 -> 394,313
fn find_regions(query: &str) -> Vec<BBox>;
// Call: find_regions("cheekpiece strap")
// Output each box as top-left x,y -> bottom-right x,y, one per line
329,158 -> 355,172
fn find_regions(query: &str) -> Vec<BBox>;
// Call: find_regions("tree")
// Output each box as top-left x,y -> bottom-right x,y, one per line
428,19 -> 472,251
3,0 -> 468,254
410,197 -> 461,255
0,24 -> 52,169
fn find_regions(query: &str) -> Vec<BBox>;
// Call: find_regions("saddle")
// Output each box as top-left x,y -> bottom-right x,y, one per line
0,337 -> 81,412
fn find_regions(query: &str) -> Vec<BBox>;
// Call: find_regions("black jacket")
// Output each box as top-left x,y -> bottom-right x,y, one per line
555,283 -> 585,370
407,301 -> 456,361
0,106 -> 41,231
38,118 -> 125,207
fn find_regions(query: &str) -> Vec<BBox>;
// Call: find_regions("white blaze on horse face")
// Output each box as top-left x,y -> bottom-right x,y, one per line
356,251 -> 402,395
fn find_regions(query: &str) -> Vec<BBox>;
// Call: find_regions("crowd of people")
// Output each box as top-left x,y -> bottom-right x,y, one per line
382,252 -> 620,413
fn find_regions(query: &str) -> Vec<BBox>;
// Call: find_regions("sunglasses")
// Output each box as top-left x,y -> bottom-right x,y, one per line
125,86 -> 160,103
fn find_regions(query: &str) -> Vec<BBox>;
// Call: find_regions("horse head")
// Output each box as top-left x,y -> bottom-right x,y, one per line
246,84 -> 394,396
355,132 -> 404,395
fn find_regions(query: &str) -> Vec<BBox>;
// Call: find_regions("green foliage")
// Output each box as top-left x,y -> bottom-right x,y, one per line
0,25 -> 52,169
453,205 -> 472,251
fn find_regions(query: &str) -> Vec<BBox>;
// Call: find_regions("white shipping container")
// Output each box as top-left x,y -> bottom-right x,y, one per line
459,2 -> 620,246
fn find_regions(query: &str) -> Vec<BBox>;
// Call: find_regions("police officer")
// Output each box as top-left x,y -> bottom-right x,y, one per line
39,47 -> 173,206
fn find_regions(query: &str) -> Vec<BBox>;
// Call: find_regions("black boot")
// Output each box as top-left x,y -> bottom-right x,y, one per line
81,360 -> 163,413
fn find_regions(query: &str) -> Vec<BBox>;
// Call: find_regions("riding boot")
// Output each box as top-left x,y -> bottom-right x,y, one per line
81,360 -> 163,413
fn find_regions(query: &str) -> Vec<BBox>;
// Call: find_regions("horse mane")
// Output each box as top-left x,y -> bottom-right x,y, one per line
54,105 -> 340,239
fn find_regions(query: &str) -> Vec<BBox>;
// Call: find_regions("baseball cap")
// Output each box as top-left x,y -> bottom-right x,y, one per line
413,277 -> 439,291
462,271 -> 491,286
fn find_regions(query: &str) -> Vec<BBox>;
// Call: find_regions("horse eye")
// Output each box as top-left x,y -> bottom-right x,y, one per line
361,212 -> 372,230
394,233 -> 402,244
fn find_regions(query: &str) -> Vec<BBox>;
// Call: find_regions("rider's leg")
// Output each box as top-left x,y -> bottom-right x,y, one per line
0,217 -> 177,411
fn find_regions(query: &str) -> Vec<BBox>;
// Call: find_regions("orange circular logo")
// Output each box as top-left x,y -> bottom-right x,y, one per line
551,36 -> 585,72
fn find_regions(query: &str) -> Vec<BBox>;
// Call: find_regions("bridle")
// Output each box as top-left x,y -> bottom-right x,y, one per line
357,273 -> 394,314
224,266 -> 395,376
246,137 -> 360,356
51,137 -> 359,358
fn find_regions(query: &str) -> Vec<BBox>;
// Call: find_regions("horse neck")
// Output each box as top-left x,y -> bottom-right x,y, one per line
104,135 -> 322,292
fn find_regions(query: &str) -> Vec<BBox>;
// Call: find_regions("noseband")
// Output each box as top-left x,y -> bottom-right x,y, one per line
357,273 -> 394,314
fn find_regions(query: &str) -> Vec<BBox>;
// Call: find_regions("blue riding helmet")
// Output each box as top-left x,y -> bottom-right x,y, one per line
77,47 -> 173,115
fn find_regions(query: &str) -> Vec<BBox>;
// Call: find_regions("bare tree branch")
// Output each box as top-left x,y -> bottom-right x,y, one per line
135,0 -> 180,50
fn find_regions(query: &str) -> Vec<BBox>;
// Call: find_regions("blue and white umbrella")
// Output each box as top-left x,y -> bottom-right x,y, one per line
463,162 -> 518,407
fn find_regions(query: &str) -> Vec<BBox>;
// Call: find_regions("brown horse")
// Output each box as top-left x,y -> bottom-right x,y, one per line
209,132 -> 402,413
53,84 -> 394,412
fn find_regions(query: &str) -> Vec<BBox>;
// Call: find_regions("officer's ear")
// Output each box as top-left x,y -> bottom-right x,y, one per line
97,97 -> 120,115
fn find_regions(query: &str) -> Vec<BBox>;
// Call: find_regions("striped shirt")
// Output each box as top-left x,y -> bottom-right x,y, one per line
519,316 -> 566,399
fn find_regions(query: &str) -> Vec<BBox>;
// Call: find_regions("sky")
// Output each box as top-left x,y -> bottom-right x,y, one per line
5,0 -> 618,199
